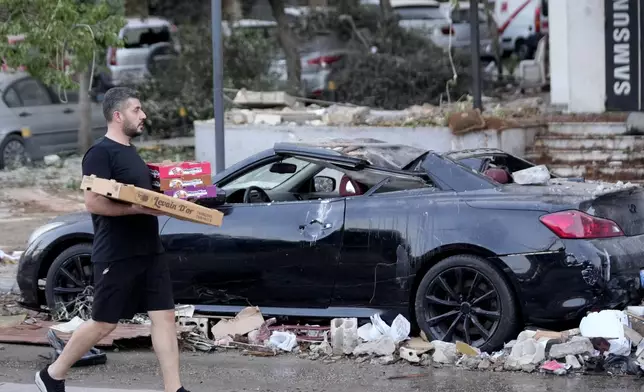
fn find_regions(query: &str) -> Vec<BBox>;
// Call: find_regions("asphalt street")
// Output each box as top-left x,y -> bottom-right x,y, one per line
0,344 -> 642,392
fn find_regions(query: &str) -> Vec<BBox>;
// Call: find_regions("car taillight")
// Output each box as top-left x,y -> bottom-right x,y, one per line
307,55 -> 342,66
441,26 -> 455,35
539,210 -> 624,239
535,7 -> 541,33
108,47 -> 117,65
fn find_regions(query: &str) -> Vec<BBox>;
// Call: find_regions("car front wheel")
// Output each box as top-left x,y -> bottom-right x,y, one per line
414,254 -> 519,353
45,243 -> 94,320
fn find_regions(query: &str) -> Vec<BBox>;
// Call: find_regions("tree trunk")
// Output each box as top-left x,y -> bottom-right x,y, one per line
379,0 -> 393,18
124,0 -> 149,17
267,0 -> 301,94
484,3 -> 503,79
78,68 -> 92,155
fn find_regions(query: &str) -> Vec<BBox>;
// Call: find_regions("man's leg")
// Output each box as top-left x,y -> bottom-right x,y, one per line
36,260 -> 138,391
145,255 -> 183,392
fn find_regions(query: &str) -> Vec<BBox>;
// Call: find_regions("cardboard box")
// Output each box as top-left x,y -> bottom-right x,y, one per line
147,161 -> 211,179
152,174 -> 212,191
164,185 -> 218,200
80,175 -> 223,226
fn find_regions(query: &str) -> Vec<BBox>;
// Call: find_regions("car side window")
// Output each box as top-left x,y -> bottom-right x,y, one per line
13,79 -> 52,106
3,87 -> 21,108
221,157 -> 310,192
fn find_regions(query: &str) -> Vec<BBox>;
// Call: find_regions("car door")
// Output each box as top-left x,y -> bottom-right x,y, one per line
159,154 -> 346,309
5,78 -> 76,155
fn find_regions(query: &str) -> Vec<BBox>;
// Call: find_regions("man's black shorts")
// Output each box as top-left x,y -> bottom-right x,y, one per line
91,254 -> 174,324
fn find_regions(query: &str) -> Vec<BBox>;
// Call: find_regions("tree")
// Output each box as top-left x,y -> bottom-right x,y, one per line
267,0 -> 301,93
0,0 -> 124,154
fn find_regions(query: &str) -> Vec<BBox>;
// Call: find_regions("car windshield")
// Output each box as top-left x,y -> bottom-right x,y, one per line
221,157 -> 310,191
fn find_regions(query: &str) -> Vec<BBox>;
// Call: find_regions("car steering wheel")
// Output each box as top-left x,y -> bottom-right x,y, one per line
243,186 -> 271,203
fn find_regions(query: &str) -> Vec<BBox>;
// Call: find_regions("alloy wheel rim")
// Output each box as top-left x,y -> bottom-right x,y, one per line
2,140 -> 26,169
51,254 -> 94,314
423,267 -> 501,347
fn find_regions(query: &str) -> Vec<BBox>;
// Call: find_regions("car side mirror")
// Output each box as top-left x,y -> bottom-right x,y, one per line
314,176 -> 335,193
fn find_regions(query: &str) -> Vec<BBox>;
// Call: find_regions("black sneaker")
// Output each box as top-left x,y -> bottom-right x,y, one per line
35,366 -> 65,392
177,388 -> 190,392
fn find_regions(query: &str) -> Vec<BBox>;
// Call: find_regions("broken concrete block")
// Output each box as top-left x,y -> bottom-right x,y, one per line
233,89 -> 296,108
323,105 -> 369,126
459,356 -> 482,370
431,341 -> 457,364
254,113 -> 282,125
330,318 -> 359,356
352,336 -> 396,357
505,338 -> 545,370
44,155 -> 61,166
565,354 -> 582,370
548,336 -> 594,359
420,353 -> 432,366
512,165 -> 550,185
478,358 -> 491,370
377,355 -> 397,365
623,325 -> 643,346
400,346 -> 421,363
402,337 -> 433,354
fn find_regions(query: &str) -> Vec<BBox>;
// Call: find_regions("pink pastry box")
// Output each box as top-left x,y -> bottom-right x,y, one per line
163,185 -> 218,200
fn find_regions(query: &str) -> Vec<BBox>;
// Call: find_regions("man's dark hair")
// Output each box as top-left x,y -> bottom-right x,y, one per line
102,87 -> 139,122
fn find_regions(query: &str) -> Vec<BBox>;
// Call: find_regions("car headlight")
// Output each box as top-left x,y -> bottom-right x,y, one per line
27,222 -> 65,246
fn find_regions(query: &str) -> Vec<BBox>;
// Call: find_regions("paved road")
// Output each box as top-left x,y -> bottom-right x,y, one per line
0,344 -> 642,392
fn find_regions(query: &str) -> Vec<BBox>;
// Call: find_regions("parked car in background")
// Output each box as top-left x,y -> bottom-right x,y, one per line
494,0 -> 548,59
0,71 -> 106,169
106,16 -> 181,85
17,141 -> 644,352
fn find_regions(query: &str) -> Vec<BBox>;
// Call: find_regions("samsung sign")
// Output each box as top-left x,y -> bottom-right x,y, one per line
605,0 -> 642,111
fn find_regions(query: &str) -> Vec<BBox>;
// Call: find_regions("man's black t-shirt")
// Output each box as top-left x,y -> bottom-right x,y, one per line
82,137 -> 164,263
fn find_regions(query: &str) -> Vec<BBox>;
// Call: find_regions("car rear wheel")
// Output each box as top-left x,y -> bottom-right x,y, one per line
0,134 -> 28,170
414,254 -> 519,352
45,243 -> 94,319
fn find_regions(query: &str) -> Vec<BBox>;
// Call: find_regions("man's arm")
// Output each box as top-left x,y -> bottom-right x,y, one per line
82,146 -> 162,217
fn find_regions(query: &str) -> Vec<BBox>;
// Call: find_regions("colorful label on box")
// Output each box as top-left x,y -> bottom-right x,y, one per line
147,161 -> 211,179
164,185 -> 217,200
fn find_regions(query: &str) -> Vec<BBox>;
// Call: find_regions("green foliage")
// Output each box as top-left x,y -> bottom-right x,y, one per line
0,0 -> 125,90
133,23 -> 280,137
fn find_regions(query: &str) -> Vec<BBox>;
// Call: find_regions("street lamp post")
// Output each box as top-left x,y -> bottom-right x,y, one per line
211,0 -> 225,173
469,0 -> 483,110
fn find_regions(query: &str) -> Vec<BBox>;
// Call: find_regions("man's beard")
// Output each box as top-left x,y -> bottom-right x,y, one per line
123,120 -> 142,138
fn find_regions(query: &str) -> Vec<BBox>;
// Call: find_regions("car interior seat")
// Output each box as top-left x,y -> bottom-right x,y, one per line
483,167 -> 511,184
339,174 -> 364,196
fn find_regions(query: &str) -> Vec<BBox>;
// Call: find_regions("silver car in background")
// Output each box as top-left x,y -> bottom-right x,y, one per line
0,72 -> 106,169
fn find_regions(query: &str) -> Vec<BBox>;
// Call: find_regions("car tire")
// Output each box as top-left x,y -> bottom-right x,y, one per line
45,243 -> 94,315
414,254 -> 519,352
515,39 -> 531,60
0,133 -> 27,170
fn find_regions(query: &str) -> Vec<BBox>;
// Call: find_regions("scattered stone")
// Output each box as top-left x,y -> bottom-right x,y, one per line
478,358 -> 491,370
308,352 -> 320,360
44,154 -> 61,166
431,341 -> 457,364
323,359 -> 336,364
323,105 -> 369,126
420,353 -> 432,367
565,354 -> 582,370
352,336 -> 396,357
355,355 -> 370,363
310,340 -> 332,356
459,356 -> 482,370
403,337 -> 433,354
549,336 -> 594,359
505,338 -> 545,370
378,355 -> 397,365
521,364 -> 536,373
400,346 -> 421,363
513,165 -> 550,185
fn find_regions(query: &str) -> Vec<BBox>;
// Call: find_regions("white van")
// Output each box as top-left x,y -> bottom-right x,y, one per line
494,0 -> 548,59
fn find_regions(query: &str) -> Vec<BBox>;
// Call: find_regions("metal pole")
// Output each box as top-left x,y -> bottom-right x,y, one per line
469,0 -> 483,110
212,0 -> 225,173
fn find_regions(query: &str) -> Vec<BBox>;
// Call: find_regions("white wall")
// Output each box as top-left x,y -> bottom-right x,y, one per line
549,0 -> 606,112
194,123 -> 539,169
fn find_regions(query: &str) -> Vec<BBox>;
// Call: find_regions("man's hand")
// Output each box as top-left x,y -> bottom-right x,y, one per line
131,204 -> 164,216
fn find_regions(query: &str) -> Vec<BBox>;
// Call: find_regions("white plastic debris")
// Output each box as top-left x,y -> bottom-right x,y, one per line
357,314 -> 410,344
50,316 -> 85,334
268,331 -> 298,352
0,249 -> 19,263
512,165 -> 551,185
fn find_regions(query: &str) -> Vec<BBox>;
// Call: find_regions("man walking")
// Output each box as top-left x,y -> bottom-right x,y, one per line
35,87 -> 189,392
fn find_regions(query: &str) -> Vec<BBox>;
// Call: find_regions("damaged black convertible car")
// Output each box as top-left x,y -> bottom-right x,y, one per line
16,141 -> 644,352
